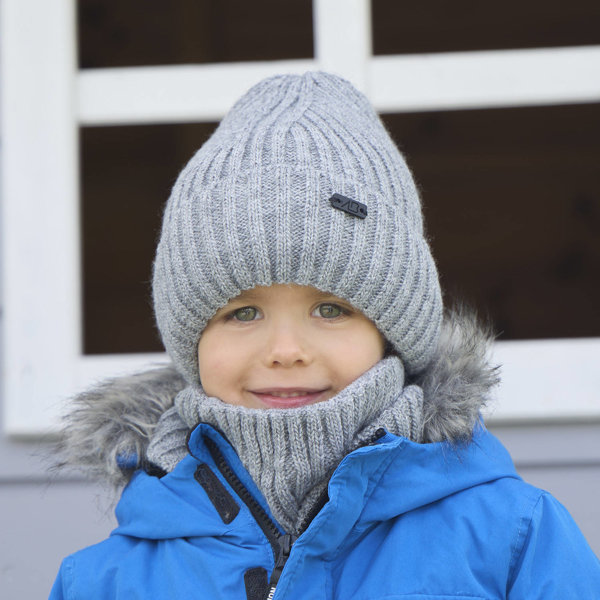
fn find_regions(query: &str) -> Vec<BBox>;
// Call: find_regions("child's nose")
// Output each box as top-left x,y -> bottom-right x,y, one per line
263,321 -> 312,368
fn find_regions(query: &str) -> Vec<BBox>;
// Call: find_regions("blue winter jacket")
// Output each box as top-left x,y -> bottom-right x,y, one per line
50,422 -> 600,599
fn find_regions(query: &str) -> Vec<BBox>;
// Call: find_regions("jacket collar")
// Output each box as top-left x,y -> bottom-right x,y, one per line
112,421 -> 517,547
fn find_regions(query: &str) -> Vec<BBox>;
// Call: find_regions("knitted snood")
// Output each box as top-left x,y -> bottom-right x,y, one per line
147,357 -> 423,534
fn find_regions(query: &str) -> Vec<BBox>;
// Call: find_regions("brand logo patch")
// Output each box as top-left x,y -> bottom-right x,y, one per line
329,193 -> 367,219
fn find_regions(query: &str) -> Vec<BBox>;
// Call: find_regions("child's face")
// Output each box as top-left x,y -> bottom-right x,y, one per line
197,284 -> 385,409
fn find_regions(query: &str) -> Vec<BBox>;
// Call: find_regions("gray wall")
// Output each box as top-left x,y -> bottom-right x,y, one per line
1,419 -> 599,599
490,422 -> 600,554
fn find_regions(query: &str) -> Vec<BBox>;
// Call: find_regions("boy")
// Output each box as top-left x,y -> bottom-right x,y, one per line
51,72 -> 600,599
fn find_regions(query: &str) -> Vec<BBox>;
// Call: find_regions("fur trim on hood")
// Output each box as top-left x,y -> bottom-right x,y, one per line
54,307 -> 499,488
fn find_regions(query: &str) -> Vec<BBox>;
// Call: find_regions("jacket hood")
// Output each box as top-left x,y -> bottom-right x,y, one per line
55,306 -> 499,487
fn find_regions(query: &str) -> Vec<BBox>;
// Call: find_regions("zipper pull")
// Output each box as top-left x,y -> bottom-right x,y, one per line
357,427 -> 387,450
370,427 -> 387,443
264,533 -> 297,599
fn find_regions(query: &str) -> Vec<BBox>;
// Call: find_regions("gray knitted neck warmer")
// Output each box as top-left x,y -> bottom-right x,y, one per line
147,357 -> 423,534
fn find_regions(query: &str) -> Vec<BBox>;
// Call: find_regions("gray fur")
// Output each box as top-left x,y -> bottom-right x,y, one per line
54,365 -> 186,487
54,308 -> 498,487
415,305 -> 500,443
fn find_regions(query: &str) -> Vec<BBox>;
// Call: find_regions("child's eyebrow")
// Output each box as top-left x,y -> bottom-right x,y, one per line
310,288 -> 348,300
233,289 -> 262,302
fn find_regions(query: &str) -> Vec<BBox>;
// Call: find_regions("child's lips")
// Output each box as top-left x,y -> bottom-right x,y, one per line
249,387 -> 330,408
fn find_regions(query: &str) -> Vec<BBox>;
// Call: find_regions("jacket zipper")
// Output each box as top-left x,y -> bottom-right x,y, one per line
264,532 -> 296,599
204,427 -> 387,599
204,436 -> 294,599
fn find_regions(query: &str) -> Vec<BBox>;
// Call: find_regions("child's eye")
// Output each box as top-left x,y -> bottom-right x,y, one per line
231,306 -> 259,322
314,303 -> 344,319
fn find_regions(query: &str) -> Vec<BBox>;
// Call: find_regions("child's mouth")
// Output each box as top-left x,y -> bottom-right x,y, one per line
249,388 -> 330,408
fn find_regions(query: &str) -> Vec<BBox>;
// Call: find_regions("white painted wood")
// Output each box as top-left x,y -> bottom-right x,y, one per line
5,353 -> 171,437
313,0 -> 371,91
1,0 -> 80,435
370,46 -> 600,112
75,353 -> 170,388
78,60 -> 316,125
485,338 -> 600,422
77,46 -> 600,127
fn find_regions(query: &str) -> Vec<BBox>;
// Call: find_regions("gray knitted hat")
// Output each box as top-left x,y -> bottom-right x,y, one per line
152,71 -> 442,384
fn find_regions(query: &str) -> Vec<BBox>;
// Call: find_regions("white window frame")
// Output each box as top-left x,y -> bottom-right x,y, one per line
2,0 -> 600,436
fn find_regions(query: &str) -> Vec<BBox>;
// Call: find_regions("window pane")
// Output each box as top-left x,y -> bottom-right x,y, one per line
381,103 -> 600,340
372,0 -> 600,55
78,0 -> 314,68
81,123 -> 217,354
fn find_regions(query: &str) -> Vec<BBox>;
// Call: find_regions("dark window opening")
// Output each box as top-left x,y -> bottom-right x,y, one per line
372,0 -> 600,55
381,103 -> 600,340
81,122 -> 217,354
78,0 -> 314,68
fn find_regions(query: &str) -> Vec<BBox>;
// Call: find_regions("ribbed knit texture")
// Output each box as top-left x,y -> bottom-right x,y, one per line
152,72 -> 443,384
147,357 -> 423,533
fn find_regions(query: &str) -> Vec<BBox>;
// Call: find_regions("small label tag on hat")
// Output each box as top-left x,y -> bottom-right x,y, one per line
329,193 -> 367,219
